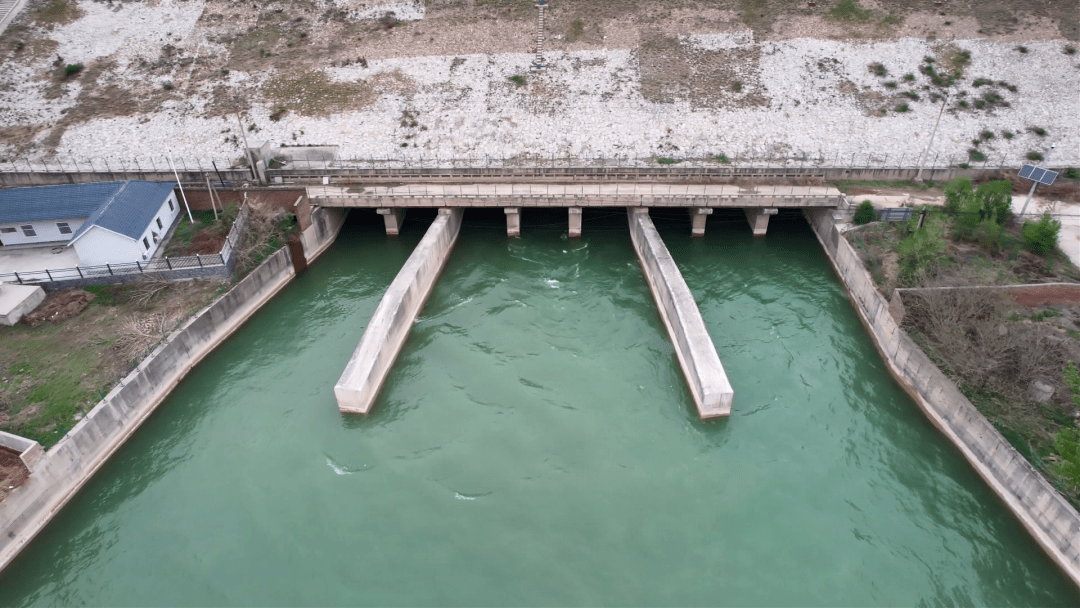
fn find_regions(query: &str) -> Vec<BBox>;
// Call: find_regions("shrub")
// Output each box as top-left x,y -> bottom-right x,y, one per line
980,130 -> 994,140
943,176 -> 973,215
953,194 -> 982,241
868,62 -> 887,77
903,91 -> 919,100
898,216 -> 946,285
975,180 -> 1013,225
975,218 -> 1006,254
1016,45 -> 1029,53
1022,213 -> 1061,256
902,73 -> 915,81
711,153 -> 730,164
853,200 -> 876,225
1029,126 -> 1047,136
1003,131 -> 1014,139
972,78 -> 993,87
1027,151 -> 1044,161
63,63 -> 83,77
1065,168 -> 1080,180
884,80 -> 898,89
656,157 -> 682,165
895,103 -> 910,112
731,80 -> 743,92
1066,46 -> 1078,56
968,149 -> 987,162
507,74 -> 526,86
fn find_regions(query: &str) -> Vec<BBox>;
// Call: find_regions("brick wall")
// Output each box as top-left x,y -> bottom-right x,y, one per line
177,188 -> 312,231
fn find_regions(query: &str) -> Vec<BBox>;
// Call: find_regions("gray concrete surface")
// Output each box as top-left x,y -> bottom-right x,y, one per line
310,183 -> 843,210
0,245 -> 81,276
335,208 -> 464,415
0,431 -> 43,472
377,208 -> 406,236
628,208 -> 733,419
504,208 -> 521,237
0,283 -> 44,325
805,208 -> 1080,586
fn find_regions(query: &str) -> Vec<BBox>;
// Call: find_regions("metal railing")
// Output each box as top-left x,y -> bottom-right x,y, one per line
0,205 -> 250,286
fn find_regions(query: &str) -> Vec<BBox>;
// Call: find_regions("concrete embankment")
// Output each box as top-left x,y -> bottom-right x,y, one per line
627,208 -> 733,418
335,208 -> 463,414
0,206 -> 347,573
804,209 -> 1080,585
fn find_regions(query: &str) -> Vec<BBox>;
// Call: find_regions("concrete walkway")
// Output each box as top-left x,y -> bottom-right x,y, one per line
310,183 -> 843,208
0,245 -> 81,277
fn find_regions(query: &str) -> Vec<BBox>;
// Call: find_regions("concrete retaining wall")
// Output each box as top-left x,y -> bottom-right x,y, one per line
335,208 -> 463,414
0,431 -> 43,471
300,206 -> 348,264
628,208 -> 733,418
804,208 -> 1080,585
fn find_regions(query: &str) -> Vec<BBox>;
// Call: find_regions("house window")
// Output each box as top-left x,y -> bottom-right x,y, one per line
20,225 -> 36,237
56,222 -> 72,234
0,227 -> 15,234
143,237 -> 150,250
168,198 -> 174,211
156,217 -> 163,230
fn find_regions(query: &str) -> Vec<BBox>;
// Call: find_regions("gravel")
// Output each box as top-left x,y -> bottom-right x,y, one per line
0,3 -> 1077,168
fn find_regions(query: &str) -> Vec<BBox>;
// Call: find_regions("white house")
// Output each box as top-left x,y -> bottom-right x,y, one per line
0,181 -> 181,266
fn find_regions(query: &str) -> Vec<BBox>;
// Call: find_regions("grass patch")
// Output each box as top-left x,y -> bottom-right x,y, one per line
829,0 -> 873,22
566,18 -> 585,43
32,0 -> 83,27
656,157 -> 682,165
507,74 -> 526,86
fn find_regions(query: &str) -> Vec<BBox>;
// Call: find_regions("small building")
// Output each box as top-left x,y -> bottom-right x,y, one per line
0,181 -> 180,266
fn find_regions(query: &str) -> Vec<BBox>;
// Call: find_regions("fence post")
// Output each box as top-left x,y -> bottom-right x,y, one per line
13,271 -> 21,284
45,269 -> 53,281
136,260 -> 142,272
107,264 -> 113,276
196,254 -> 203,268
76,266 -> 83,278
166,257 -> 172,270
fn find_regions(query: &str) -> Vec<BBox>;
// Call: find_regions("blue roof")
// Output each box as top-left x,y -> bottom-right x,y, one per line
69,182 -> 176,242
0,181 -> 175,242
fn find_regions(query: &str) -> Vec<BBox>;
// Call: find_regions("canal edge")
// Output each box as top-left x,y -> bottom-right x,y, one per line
804,209 -> 1080,587
0,207 -> 347,573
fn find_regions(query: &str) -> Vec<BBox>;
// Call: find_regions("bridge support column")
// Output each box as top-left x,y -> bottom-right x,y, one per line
504,207 -> 521,237
568,207 -> 582,238
376,207 -> 406,235
744,208 -> 777,236
690,208 -> 712,237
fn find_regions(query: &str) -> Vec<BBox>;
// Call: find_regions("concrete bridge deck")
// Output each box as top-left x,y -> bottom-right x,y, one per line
308,183 -> 843,208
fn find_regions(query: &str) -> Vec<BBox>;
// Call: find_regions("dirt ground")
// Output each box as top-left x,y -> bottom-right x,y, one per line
0,280 -> 225,448
0,0 -> 1075,153
0,446 -> 30,503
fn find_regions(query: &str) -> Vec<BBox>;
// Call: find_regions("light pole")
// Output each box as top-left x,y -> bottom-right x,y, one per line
915,92 -> 948,181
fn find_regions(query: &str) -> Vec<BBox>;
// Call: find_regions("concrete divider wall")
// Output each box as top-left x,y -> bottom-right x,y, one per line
335,208 -> 463,414
0,243 -> 312,572
804,209 -> 1080,585
627,209 -> 733,418
0,431 -> 43,471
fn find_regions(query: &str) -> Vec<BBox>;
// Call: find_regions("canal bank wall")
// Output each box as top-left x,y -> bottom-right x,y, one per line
804,209 -> 1080,585
628,209 -> 732,418
0,210 -> 347,573
335,208 -> 463,415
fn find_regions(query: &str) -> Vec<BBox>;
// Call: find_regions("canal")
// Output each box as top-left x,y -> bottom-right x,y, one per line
0,209 -> 1075,605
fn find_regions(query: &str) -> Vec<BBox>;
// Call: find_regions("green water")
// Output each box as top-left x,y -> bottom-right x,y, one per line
0,208 -> 1075,606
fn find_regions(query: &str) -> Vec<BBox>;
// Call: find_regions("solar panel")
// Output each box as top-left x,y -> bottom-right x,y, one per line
1029,167 -> 1047,183
1038,170 -> 1058,185
878,207 -> 913,222
1019,164 -> 1036,179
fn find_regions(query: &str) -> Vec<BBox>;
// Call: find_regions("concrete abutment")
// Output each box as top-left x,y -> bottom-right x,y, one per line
505,207 -> 521,237
568,207 -> 582,238
745,208 -> 777,236
377,207 -> 406,236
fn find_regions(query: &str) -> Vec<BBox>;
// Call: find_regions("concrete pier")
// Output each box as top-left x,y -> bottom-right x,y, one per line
335,208 -> 464,414
745,207 -> 777,236
376,207 -> 406,235
568,207 -> 582,238
505,207 -> 521,237
690,208 -> 712,237
628,208 -> 733,418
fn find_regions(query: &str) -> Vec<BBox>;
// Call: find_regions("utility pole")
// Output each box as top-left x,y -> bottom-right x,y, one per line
915,93 -> 948,181
233,99 -> 257,180
168,155 -> 195,224
1019,142 -> 1055,219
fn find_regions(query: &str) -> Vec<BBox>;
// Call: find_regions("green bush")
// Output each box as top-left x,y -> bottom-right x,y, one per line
898,216 -> 946,285
1054,362 -> 1080,489
975,180 -> 1012,225
852,200 -> 876,225
952,194 -> 982,242
63,63 -> 83,77
975,218 -> 1005,254
1022,213 -> 1061,256
943,176 -> 972,215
